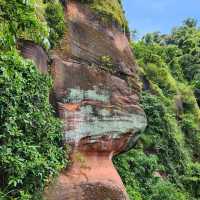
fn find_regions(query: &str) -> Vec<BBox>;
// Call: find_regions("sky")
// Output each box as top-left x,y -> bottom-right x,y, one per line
123,0 -> 200,38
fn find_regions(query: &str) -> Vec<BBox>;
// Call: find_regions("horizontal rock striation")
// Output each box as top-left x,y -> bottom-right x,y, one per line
46,1 -> 147,199
20,1 -> 147,199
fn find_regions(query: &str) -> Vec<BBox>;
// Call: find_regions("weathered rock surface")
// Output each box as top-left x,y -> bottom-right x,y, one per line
51,56 -> 146,147
45,1 -> 147,199
20,1 -> 147,199
19,40 -> 48,74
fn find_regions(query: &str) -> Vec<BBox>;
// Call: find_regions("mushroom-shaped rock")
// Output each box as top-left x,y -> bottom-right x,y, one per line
45,2 -> 146,200
19,1 -> 147,199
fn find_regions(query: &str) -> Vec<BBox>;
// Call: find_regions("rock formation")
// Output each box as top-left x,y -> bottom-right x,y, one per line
20,1 -> 147,199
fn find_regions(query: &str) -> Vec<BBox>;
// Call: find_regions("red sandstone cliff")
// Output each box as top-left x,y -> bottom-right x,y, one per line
20,1 -> 147,199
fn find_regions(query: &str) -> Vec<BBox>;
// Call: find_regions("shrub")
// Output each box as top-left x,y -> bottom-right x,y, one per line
150,181 -> 188,200
114,149 -> 161,199
181,163 -> 200,198
116,18 -> 200,200
45,1 -> 65,48
144,63 -> 178,96
0,0 -> 49,50
0,51 -> 67,200
99,55 -> 114,71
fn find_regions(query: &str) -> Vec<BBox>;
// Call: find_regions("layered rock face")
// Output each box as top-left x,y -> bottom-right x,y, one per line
21,1 -> 147,199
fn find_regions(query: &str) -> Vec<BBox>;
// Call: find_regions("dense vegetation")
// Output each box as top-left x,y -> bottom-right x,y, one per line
0,0 -> 67,199
0,51 -> 67,200
1,0 -> 200,199
0,0 -> 65,50
114,18 -> 200,200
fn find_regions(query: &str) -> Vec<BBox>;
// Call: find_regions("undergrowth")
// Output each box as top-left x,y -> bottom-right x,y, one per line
114,18 -> 200,200
0,0 -> 67,199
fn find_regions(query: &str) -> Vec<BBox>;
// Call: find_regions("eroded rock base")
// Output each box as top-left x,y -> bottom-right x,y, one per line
45,182 -> 127,200
44,151 -> 129,200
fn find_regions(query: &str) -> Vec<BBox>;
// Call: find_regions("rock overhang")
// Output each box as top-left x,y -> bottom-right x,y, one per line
52,59 -> 147,152
18,1 -> 148,199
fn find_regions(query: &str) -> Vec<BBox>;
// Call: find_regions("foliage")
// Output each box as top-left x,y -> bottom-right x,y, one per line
99,55 -> 114,71
140,93 -> 189,178
149,181 -> 187,200
0,0 -> 49,50
0,0 -> 67,199
0,51 -> 67,200
45,0 -> 65,48
114,148 -> 188,200
0,0 -> 65,50
115,18 -> 200,200
79,0 -> 129,32
181,162 -> 200,198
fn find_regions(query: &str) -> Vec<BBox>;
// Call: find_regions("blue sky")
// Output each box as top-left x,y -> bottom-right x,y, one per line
123,0 -> 200,38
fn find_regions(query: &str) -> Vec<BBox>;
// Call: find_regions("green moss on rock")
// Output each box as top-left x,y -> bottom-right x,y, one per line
79,0 -> 129,32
